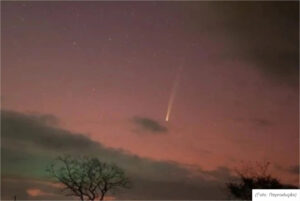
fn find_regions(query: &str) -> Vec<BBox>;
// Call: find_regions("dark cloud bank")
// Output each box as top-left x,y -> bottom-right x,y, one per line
1,110 -> 231,200
180,1 -> 298,87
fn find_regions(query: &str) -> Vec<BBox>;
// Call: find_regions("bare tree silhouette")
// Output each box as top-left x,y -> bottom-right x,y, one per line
226,162 -> 298,200
47,155 -> 130,201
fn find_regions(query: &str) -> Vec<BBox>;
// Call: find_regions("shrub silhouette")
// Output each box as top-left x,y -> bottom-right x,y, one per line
226,162 -> 298,200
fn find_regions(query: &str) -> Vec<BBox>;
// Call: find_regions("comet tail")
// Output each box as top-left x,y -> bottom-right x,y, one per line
165,66 -> 182,122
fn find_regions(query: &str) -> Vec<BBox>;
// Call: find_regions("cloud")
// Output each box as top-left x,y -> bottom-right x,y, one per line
181,2 -> 299,87
287,165 -> 300,175
1,110 -> 230,200
279,165 -> 300,176
216,2 -> 299,87
200,166 -> 234,181
29,113 -> 60,126
132,116 -> 168,133
249,118 -> 273,127
1,176 -> 67,200
26,188 -> 52,197
230,3 -> 298,87
118,176 -> 227,200
275,164 -> 299,176
234,117 -> 273,128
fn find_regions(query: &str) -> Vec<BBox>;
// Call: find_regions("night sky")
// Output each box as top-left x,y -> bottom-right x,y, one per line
1,1 -> 299,200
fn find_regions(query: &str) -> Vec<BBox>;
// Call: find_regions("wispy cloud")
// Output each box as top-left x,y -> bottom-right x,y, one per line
235,117 -> 273,128
249,118 -> 273,127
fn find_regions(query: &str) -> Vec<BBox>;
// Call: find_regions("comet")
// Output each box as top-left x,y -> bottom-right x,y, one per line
165,66 -> 182,122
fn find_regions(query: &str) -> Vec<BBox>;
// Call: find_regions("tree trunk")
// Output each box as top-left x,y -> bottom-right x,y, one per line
99,193 -> 104,201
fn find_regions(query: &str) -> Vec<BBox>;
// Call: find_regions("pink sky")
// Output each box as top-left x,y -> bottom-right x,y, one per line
2,1 -> 299,187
